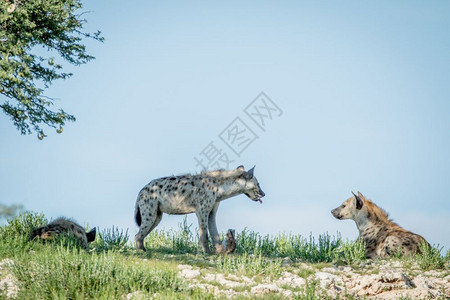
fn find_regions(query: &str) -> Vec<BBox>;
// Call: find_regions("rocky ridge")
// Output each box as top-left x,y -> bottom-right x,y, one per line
2,257 -> 449,299
177,260 -> 450,299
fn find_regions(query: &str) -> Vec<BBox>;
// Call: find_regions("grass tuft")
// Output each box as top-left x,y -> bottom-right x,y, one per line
92,226 -> 129,252
216,252 -> 282,277
416,242 -> 446,271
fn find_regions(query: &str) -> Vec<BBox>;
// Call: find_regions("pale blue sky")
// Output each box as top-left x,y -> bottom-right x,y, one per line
1,1 -> 449,250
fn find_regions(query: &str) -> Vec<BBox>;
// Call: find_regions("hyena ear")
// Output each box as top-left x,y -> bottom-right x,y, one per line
245,166 -> 255,179
86,227 -> 96,243
236,165 -> 245,171
352,191 -> 364,210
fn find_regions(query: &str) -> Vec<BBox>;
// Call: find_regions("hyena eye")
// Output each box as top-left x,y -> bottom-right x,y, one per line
341,204 -> 346,208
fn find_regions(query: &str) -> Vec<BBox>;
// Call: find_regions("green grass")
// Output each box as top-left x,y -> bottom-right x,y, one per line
235,229 -> 366,263
0,212 -> 449,299
407,241 -> 450,271
92,226 -> 129,252
145,222 -> 366,264
216,252 -> 283,278
11,246 -> 182,299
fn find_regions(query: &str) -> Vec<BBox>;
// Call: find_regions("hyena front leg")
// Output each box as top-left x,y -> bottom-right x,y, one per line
208,203 -> 223,253
196,210 -> 211,254
135,200 -> 162,251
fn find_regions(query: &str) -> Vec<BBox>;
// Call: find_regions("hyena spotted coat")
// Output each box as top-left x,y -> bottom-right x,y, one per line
30,217 -> 96,249
134,166 -> 265,254
331,192 -> 429,258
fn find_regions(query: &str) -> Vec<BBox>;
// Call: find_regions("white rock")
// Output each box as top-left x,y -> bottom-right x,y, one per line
338,266 -> 353,273
0,259 -> 14,269
178,268 -> 200,279
315,272 -> 340,289
276,272 -> 306,288
250,283 -> 282,295
281,257 -> 291,267
189,282 -> 216,292
124,291 -> 143,300
380,270 -> 405,283
226,274 -> 240,281
0,274 -> 19,299
203,273 -> 245,288
390,261 -> 403,268
241,275 -> 255,284
177,264 -> 193,270
282,289 -> 293,298
322,267 -> 337,274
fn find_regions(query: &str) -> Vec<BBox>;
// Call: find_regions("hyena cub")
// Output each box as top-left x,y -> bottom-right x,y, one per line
221,229 -> 236,255
30,217 -> 96,249
135,165 -> 265,254
331,192 -> 429,258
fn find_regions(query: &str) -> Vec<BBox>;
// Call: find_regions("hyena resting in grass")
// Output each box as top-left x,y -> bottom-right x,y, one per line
331,192 -> 429,258
134,166 -> 265,254
30,217 -> 96,249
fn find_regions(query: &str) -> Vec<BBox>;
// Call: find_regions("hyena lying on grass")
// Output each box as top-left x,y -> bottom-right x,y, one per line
134,166 -> 265,254
331,192 -> 429,258
30,217 -> 96,249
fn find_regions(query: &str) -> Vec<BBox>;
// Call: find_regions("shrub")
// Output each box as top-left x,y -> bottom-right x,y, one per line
416,242 -> 446,271
92,226 -> 129,252
0,211 -> 47,238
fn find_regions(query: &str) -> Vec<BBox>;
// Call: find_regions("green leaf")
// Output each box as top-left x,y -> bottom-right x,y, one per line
0,0 -> 103,137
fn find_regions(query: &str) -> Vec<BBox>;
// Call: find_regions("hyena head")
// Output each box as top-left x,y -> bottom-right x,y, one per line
331,191 -> 367,221
238,165 -> 265,203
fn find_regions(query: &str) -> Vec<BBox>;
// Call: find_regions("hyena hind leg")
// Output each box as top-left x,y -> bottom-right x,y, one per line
196,211 -> 212,254
135,202 -> 161,251
208,204 -> 222,253
383,235 -> 407,256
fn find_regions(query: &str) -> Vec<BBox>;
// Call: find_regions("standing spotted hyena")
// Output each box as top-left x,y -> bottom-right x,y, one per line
30,217 -> 96,249
134,165 -> 265,254
331,192 -> 429,258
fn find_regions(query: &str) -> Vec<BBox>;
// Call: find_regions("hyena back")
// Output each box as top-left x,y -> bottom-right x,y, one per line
331,192 -> 429,258
30,217 -> 96,249
134,165 -> 265,254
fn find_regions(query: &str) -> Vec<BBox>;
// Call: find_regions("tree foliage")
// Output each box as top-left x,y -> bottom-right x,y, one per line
0,202 -> 23,221
0,0 -> 103,138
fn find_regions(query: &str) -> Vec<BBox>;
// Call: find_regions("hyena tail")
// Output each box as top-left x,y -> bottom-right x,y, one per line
134,202 -> 142,227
